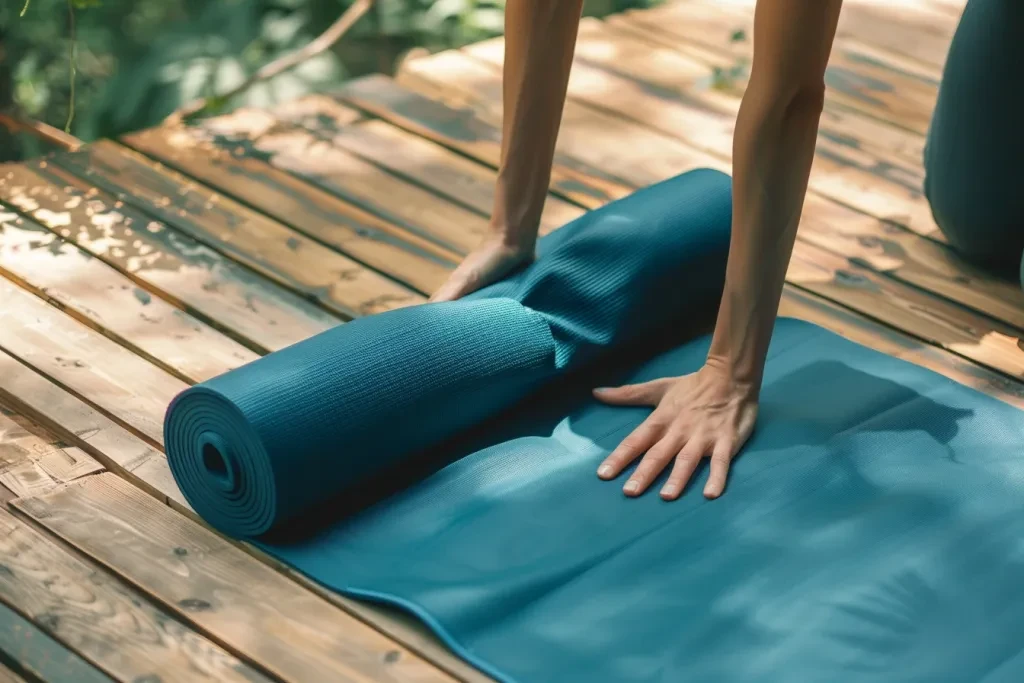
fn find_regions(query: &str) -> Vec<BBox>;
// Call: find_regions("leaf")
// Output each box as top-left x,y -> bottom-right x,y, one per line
730,28 -> 746,43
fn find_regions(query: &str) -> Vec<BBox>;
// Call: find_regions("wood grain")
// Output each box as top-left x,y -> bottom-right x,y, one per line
51,143 -> 422,317
123,116 -> 460,292
15,474 -> 458,683
0,406 -> 103,498
0,205 -> 257,383
0,505 -> 272,683
619,2 -> 940,134
0,161 -> 339,354
601,14 -> 931,164
461,33 -> 945,243
0,348 -> 183,508
264,97 -> 493,255
337,75 -> 631,209
331,119 -> 586,234
0,601 -> 111,683
0,276 -> 185,444
651,0 -> 958,72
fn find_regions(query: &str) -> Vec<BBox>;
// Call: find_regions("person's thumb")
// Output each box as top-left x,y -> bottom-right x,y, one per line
592,379 -> 672,406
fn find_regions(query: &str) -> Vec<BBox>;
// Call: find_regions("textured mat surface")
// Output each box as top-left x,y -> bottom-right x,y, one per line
166,168 -> 1024,682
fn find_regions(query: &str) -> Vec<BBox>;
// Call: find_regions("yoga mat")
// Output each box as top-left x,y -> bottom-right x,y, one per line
166,168 -> 1024,682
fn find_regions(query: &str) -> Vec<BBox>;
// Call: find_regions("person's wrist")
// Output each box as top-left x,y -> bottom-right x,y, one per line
703,352 -> 761,402
489,221 -> 537,255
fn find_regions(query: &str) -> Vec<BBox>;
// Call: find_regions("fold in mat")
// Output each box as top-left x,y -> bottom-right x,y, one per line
166,168 -> 1024,682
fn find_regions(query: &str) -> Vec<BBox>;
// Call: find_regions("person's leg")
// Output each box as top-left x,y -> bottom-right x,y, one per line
923,0 -> 1024,275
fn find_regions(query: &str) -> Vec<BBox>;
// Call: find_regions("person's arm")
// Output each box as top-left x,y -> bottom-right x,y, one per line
595,0 -> 844,500
430,0 -> 584,302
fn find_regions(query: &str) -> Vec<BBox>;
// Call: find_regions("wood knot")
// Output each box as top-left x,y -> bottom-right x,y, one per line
383,650 -> 401,664
177,598 -> 212,612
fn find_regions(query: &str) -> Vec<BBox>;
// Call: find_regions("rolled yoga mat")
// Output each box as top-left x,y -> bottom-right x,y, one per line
166,168 -> 1024,683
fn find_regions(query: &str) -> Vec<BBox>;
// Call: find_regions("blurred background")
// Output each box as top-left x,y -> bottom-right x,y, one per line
0,0 -> 662,161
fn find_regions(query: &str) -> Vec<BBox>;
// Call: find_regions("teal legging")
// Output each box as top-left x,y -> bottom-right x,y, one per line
923,0 -> 1024,287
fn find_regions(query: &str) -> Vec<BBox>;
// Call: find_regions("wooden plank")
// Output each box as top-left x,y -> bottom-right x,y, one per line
0,505 -> 274,683
460,35 -> 945,244
0,601 -> 111,683
0,205 -> 258,384
0,161 -> 339,354
336,75 -> 631,209
51,143 -> 423,317
652,0 -> 957,72
328,119 -> 585,234
15,474 -> 459,683
0,406 -> 103,499
0,276 -> 186,444
778,287 -> 1024,409
620,3 -> 941,135
786,240 -> 1023,380
395,60 -> 1023,380
795,194 -> 1024,331
0,349 -> 182,508
267,96 -> 579,241
122,115 -> 461,288
225,116 -> 485,258
399,52 -> 1024,334
396,63 -> 721,192
601,15 -> 932,160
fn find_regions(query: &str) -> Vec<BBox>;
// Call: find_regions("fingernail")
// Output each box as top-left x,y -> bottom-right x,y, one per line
661,484 -> 678,498
593,387 -> 610,394
624,480 -> 639,494
597,465 -> 612,478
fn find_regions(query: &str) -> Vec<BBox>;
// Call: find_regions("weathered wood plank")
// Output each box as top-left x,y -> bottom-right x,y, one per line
0,662 -> 26,683
395,63 -> 719,196
600,14 -> 932,161
51,143 -> 423,317
651,0 -> 957,72
391,64 -> 1024,380
461,34 -> 944,244
395,58 -> 1024,337
778,287 -> 1024,409
0,601 -> 111,683
0,349 -> 182,508
786,240 -> 1023,380
0,206 -> 257,384
620,3 -> 940,135
337,75 -> 631,209
331,119 -> 585,234
122,116 -> 460,291
268,96 -> 585,237
0,406 -> 103,499
0,505 -> 273,683
235,124 -> 483,259
0,276 -> 185,444
0,161 -> 339,354
15,474 -> 458,683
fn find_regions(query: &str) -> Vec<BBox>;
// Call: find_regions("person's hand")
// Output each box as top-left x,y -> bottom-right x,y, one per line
593,359 -> 759,500
430,236 -> 535,302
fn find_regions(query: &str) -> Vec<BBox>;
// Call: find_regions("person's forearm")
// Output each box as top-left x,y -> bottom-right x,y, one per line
492,0 -> 584,251
707,0 -> 843,393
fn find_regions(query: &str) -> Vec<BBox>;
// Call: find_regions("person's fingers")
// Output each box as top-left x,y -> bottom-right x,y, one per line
622,427 -> 688,497
703,438 -> 737,499
597,418 -> 662,480
592,378 -> 673,407
659,435 -> 710,500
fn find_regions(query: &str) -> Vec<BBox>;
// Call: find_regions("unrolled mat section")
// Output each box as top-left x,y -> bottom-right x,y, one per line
165,168 -> 1024,683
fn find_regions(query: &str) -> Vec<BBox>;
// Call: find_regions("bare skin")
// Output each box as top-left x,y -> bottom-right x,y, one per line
432,0 -> 844,500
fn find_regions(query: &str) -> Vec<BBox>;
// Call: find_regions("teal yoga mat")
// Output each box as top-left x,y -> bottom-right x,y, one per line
166,168 -> 1024,682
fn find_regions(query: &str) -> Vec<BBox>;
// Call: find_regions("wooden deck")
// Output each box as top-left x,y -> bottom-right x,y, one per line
0,0 -> 1022,680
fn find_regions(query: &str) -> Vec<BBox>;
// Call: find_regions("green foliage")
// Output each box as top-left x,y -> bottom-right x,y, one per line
2,0 -> 662,158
